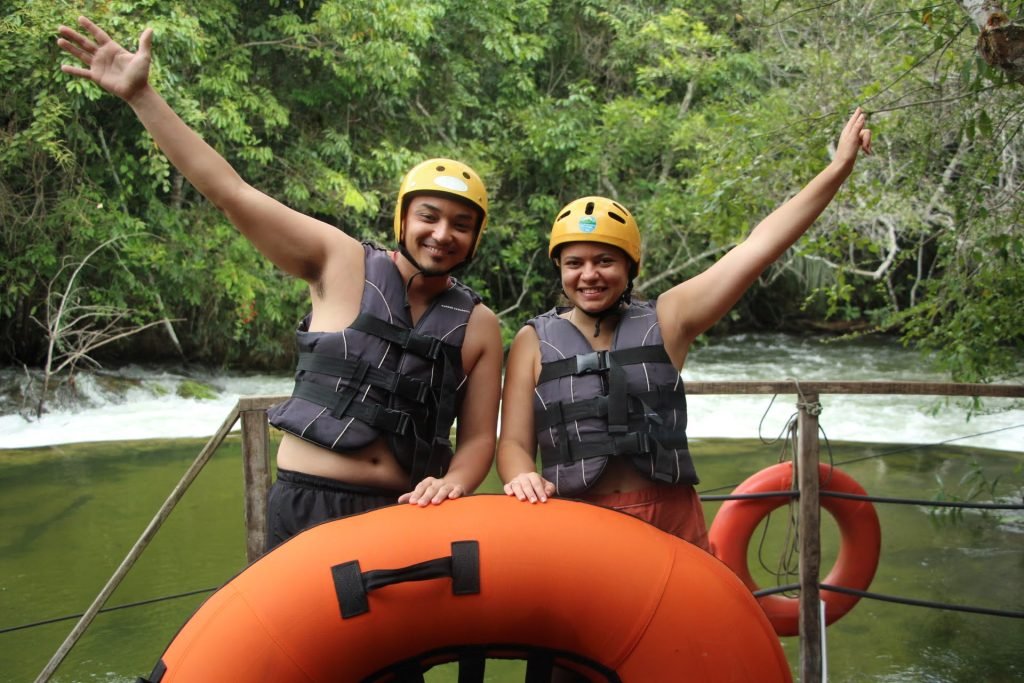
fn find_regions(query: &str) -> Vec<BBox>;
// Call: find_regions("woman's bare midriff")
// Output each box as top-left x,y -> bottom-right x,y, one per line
275,432 -> 411,491
585,457 -> 658,495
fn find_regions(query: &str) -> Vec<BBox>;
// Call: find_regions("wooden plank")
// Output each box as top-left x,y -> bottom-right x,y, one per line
685,380 -> 1024,397
235,381 -> 1024,403
237,395 -> 288,411
240,408 -> 272,563
798,393 -> 823,682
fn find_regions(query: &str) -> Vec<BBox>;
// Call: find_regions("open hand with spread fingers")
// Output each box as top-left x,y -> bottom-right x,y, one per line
57,16 -> 153,103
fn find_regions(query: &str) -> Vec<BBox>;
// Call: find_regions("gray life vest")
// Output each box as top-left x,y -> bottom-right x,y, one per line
267,243 -> 480,486
530,301 -> 697,496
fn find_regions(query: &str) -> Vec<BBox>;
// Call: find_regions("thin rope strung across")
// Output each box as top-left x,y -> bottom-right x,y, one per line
0,587 -> 217,635
751,582 -> 1024,619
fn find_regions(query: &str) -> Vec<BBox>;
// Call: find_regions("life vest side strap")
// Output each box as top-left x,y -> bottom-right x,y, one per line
350,313 -> 450,360
291,381 -> 411,435
541,432 -> 654,467
398,345 -> 461,484
607,362 -> 628,434
297,352 -> 430,403
429,346 -> 461,450
533,392 -> 686,430
535,396 -> 607,428
539,431 -> 690,468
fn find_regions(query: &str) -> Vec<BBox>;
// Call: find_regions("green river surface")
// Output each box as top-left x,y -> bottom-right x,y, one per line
1,434 -> 1022,682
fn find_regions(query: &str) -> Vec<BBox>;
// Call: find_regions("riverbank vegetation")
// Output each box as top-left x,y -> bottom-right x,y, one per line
4,1 -> 1023,382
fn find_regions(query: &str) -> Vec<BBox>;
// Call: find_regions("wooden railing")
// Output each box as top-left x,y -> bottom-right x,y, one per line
37,380 -> 1024,683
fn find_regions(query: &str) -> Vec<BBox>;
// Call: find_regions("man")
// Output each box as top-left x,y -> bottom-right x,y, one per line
58,16 -> 502,551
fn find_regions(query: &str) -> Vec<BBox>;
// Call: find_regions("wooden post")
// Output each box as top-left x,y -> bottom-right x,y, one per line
239,398 -> 272,563
797,392 -> 823,683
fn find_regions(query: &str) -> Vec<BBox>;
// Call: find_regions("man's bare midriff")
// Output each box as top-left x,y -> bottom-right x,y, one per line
275,432 -> 411,491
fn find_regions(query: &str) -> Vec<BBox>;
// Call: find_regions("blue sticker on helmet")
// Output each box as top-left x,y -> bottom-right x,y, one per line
578,216 -> 597,233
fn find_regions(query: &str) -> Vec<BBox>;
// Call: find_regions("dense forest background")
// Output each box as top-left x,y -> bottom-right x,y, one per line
3,0 -> 1022,382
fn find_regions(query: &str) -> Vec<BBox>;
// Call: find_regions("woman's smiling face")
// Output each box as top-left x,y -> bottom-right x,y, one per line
557,241 -> 631,313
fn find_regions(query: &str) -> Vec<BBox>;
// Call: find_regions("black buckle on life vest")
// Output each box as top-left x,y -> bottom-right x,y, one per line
575,351 -> 608,375
393,373 -> 430,403
393,410 -> 412,436
405,333 -> 442,360
614,432 -> 653,455
364,405 -> 411,435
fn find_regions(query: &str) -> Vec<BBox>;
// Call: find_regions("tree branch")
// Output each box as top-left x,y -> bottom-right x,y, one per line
635,243 -> 732,293
497,248 -> 543,319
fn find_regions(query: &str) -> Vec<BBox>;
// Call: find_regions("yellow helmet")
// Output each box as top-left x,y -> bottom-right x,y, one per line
393,158 -> 489,257
548,196 -> 641,271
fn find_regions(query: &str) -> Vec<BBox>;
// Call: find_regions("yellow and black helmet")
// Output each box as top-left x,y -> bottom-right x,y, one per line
548,196 -> 641,272
393,158 -> 489,257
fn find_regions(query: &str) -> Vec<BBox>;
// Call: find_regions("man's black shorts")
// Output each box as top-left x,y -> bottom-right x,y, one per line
264,468 -> 404,553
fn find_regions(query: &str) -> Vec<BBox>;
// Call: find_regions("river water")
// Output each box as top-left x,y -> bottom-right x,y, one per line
3,333 -> 1022,452
1,333 -> 1022,682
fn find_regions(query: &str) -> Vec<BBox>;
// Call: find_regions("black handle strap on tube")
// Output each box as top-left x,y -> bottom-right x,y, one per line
332,541 -> 480,619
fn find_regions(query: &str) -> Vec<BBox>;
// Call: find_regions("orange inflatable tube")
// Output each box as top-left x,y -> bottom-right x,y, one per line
708,462 -> 881,637
141,495 -> 791,682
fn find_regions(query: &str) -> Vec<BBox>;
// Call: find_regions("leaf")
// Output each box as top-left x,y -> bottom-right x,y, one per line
976,110 -> 993,139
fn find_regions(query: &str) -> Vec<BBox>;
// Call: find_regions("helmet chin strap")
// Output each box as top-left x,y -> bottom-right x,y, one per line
397,240 -> 471,280
580,306 -> 620,338
398,243 -> 451,278
570,280 -> 634,337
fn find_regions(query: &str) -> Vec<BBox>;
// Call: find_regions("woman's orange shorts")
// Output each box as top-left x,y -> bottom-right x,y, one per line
578,481 -> 710,552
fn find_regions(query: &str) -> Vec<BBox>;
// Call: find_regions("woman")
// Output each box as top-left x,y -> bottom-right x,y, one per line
497,109 -> 872,550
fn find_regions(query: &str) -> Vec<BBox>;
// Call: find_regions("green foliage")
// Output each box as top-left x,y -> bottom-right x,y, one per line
2,0 -> 1022,381
928,456 -> 1021,526
900,232 -> 1024,383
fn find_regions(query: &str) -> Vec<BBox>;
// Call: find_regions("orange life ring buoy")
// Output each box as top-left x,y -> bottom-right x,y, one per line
142,495 -> 791,682
708,462 -> 881,637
